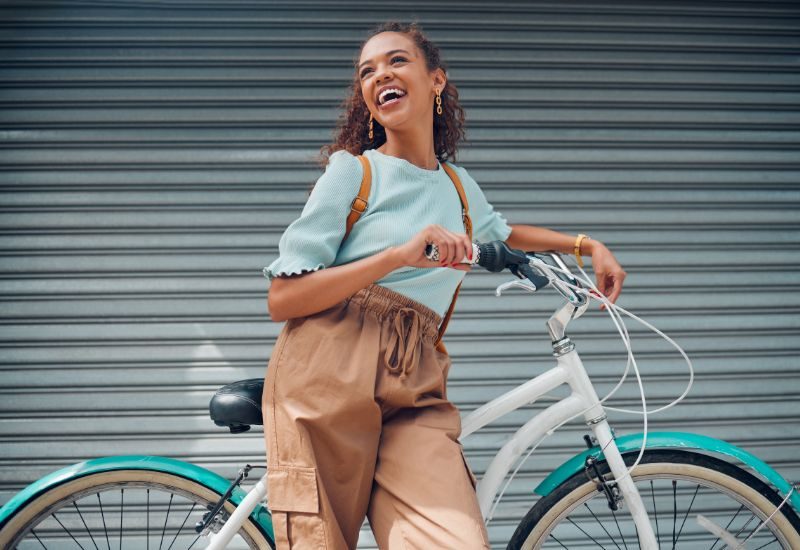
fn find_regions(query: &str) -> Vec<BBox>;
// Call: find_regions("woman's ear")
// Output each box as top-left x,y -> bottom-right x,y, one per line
432,67 -> 447,92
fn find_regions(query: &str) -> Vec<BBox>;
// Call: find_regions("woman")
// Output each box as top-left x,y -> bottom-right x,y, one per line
262,21 -> 626,550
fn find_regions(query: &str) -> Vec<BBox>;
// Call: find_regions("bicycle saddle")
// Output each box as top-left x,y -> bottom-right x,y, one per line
209,378 -> 264,433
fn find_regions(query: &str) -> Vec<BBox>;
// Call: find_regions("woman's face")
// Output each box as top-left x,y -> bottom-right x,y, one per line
358,32 -> 445,133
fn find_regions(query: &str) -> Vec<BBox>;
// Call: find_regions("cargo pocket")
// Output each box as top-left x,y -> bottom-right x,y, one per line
267,464 -> 326,549
459,444 -> 479,490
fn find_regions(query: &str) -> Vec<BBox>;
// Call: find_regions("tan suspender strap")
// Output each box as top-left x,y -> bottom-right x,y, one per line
434,281 -> 460,355
440,162 -> 473,240
344,155 -> 371,241
435,161 -> 473,354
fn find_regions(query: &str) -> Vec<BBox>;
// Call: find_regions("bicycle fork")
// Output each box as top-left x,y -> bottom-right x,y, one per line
557,340 -> 659,550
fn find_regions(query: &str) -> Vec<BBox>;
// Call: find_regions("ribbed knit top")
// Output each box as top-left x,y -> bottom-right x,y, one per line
263,148 -> 513,317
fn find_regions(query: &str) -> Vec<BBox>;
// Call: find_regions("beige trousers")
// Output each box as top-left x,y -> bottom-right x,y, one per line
262,283 -> 491,549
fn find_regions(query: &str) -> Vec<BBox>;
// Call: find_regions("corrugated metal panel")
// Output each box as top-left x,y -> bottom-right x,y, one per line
1,1 -> 798,547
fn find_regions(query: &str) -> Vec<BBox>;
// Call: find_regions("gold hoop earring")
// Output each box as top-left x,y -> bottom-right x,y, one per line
435,89 -> 443,116
368,112 -> 374,140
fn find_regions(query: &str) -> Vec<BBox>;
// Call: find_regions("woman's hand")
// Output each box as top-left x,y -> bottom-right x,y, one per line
587,240 -> 627,309
393,224 -> 473,272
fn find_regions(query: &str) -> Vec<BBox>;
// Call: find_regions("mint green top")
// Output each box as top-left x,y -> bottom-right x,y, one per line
263,148 -> 513,317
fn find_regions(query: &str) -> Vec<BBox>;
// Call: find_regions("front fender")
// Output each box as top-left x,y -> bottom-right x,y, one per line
535,431 -> 800,514
0,455 -> 273,540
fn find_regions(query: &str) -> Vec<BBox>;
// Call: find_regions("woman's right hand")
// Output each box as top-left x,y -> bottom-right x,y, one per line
393,224 -> 473,271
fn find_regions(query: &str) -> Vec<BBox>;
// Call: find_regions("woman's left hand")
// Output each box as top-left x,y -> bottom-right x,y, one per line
588,240 -> 627,310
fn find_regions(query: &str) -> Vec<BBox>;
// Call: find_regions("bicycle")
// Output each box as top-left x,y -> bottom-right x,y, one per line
1,241 -> 799,549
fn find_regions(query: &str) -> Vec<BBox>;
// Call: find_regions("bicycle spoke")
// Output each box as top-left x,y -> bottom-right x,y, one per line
97,492 -> 111,550
31,528 -> 49,549
741,511 -> 780,548
550,533 -> 569,549
72,500 -> 101,550
733,514 -> 758,540
674,484 -> 700,544
159,493 -> 174,550
671,480 -> 677,549
708,503 -> 744,550
650,480 -> 661,550
610,507 -> 629,550
119,489 -> 123,550
567,516 -> 610,550
583,502 -> 623,550
186,532 -> 202,550
165,502 -> 198,550
52,512 -> 88,550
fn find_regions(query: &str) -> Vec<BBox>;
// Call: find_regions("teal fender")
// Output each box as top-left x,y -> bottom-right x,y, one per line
535,431 -> 800,514
0,455 -> 273,541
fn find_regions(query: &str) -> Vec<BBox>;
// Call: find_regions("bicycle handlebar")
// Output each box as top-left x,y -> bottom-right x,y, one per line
424,240 -> 553,291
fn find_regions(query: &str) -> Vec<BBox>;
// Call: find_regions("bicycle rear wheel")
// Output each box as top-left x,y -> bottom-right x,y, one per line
0,469 -> 273,549
509,449 -> 800,549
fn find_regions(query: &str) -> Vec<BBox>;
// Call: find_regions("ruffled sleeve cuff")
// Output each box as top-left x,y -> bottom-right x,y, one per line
261,149 -> 363,283
262,257 -> 326,281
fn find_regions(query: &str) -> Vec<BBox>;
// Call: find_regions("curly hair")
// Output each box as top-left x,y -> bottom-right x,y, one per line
312,20 -> 467,177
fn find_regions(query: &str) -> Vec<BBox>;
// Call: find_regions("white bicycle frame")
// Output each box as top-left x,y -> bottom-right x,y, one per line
461,298 -> 659,549
205,252 -> 660,550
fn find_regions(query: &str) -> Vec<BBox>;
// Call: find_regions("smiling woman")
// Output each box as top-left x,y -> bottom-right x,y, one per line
357,32 -> 446,146
262,19 -> 626,550
311,21 -> 467,175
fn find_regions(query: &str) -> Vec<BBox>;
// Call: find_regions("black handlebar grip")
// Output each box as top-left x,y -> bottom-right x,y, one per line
424,240 -> 549,289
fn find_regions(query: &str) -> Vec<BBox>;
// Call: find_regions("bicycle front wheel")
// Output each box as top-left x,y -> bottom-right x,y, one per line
509,449 -> 800,549
0,469 -> 273,550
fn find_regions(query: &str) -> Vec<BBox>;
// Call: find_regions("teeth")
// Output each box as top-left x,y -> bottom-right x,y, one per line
379,88 -> 406,105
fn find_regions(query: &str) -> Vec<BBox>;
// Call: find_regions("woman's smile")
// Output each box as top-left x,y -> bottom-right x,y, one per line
378,92 -> 407,110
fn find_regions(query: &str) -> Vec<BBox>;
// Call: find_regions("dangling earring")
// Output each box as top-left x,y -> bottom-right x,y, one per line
435,88 -> 443,116
368,112 -> 374,140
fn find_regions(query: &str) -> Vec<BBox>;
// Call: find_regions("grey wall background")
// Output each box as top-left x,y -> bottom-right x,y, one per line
1,1 -> 798,548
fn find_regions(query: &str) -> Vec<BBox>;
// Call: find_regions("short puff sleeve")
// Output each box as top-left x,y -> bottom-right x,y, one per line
455,165 -> 513,243
262,150 -> 363,281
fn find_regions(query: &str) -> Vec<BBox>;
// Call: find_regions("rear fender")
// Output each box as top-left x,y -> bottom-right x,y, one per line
0,455 -> 273,541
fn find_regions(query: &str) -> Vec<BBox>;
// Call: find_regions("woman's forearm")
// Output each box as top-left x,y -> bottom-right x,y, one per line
504,224 -> 600,255
504,223 -> 628,305
267,247 -> 403,322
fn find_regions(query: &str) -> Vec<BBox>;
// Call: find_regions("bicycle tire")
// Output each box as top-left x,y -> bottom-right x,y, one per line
508,449 -> 800,549
0,468 -> 274,549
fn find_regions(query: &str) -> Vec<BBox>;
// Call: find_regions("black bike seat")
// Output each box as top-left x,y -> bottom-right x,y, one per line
209,378 -> 264,433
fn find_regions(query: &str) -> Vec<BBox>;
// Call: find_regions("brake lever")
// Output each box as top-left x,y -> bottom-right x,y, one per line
511,263 -> 551,290
496,278 -> 538,296
496,263 -> 552,296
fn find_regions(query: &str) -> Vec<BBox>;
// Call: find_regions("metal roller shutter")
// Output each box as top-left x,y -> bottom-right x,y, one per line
1,1 -> 798,547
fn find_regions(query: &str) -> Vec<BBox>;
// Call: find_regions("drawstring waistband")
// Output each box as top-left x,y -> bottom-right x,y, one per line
345,284 -> 441,379
385,307 -> 421,379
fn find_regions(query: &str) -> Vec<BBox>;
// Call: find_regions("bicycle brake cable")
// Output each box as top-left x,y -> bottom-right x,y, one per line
527,255 -> 695,485
489,255 -> 695,496
499,256 -> 648,488
557,256 -> 695,415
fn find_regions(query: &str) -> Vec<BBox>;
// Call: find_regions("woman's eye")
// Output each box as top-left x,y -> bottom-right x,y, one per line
360,56 -> 407,78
